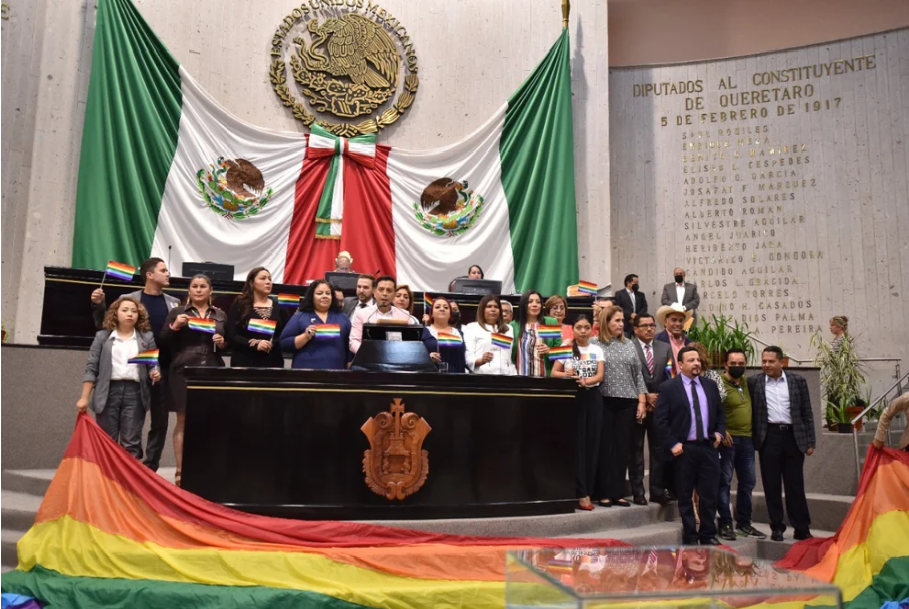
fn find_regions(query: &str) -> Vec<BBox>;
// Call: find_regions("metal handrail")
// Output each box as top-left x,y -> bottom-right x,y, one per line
851,370 -> 909,424
851,370 -> 909,485
747,334 -> 811,364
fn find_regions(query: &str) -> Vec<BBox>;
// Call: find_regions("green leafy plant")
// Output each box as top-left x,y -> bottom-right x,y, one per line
686,314 -> 756,367
811,331 -> 868,427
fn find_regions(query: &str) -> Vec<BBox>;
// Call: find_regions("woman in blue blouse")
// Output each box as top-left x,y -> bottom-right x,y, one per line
280,280 -> 351,370
420,296 -> 467,373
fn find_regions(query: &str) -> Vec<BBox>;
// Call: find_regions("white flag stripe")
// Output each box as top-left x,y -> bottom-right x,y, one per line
347,140 -> 375,158
330,155 -> 344,236
388,104 -> 516,293
151,68 -> 307,282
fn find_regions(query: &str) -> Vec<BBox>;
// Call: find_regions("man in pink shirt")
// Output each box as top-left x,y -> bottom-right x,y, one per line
349,275 -> 418,354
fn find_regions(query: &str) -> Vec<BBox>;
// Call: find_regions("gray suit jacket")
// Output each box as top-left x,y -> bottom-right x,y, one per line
84,329 -> 159,414
748,372 -> 816,454
632,338 -> 671,394
92,289 -> 181,330
344,296 -> 375,319
660,282 -> 700,311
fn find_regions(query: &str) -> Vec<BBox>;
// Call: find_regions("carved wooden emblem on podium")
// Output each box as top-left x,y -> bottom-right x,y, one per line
361,398 -> 431,500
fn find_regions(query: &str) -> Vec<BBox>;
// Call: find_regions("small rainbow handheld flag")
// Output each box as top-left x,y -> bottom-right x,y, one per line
548,346 -> 573,361
491,333 -> 513,349
187,317 -> 216,334
277,293 -> 301,307
314,324 -> 341,339
577,280 -> 597,295
127,349 -> 159,365
437,332 -> 463,347
248,318 -> 277,336
423,293 -> 433,310
665,357 -> 676,378
105,260 -> 136,282
537,325 -> 562,340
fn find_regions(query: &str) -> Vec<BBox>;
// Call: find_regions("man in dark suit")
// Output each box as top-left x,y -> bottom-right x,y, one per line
343,274 -> 376,318
661,267 -> 700,316
749,346 -> 816,541
628,313 -> 672,506
615,273 -> 648,337
654,346 -> 726,545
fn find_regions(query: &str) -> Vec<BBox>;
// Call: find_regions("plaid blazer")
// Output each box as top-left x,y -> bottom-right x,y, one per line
748,372 -> 816,454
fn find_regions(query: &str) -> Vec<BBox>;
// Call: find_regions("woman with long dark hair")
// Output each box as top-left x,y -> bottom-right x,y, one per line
280,279 -> 351,370
226,267 -> 289,368
464,294 -> 516,375
509,290 -> 562,377
551,314 -> 605,510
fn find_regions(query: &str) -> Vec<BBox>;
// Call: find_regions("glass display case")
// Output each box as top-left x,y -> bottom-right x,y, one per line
506,546 -> 842,609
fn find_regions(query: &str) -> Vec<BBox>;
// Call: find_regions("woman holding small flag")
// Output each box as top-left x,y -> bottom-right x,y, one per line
280,279 -> 352,370
226,267 -> 289,368
421,296 -> 467,373
551,314 -> 605,511
510,291 -> 562,377
159,274 -> 226,485
464,295 -> 517,375
76,296 -> 161,460
544,295 -> 572,343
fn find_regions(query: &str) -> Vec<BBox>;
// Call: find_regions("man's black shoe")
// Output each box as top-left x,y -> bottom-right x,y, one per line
771,531 -> 785,542
700,537 -> 722,546
653,495 -> 673,507
718,524 -> 736,541
794,531 -> 814,541
664,490 -> 678,501
736,525 -> 767,539
633,496 -> 648,506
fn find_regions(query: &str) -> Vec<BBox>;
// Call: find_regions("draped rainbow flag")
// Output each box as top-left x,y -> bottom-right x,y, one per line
0,414 -> 628,608
775,446 -> 909,609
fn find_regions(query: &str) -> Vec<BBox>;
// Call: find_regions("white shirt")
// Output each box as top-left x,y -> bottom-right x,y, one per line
675,283 -> 686,308
109,330 -> 140,382
564,343 -> 605,387
765,372 -> 792,424
627,288 -> 636,310
463,322 -> 517,376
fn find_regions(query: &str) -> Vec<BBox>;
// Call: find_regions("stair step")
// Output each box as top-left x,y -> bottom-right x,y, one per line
1,469 -> 56,497
1,529 -> 25,570
0,491 -> 42,532
735,491 -> 852,533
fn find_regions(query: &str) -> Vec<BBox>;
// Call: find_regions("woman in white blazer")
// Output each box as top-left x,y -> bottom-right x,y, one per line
464,294 -> 517,376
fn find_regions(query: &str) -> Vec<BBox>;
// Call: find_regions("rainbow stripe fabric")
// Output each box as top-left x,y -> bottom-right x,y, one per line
665,357 -> 675,378
126,349 -> 158,365
490,333 -> 513,349
437,332 -> 463,347
536,325 -> 562,340
187,317 -> 216,333
105,260 -> 136,281
314,324 -> 341,339
248,318 -> 277,336
0,415 -> 629,608
548,346 -> 573,361
423,294 -> 433,310
776,447 -> 909,608
278,293 -> 301,307
577,280 -> 597,295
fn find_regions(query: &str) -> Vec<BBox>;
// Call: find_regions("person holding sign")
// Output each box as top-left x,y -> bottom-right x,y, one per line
420,296 -> 466,373
464,294 -> 517,376
280,280 -> 351,370
158,274 -> 226,485
226,267 -> 289,368
76,296 -> 161,460
551,314 -> 605,511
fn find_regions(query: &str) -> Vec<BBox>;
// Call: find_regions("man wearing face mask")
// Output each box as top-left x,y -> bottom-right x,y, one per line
661,267 -> 700,317
715,349 -> 766,541
615,274 -> 648,337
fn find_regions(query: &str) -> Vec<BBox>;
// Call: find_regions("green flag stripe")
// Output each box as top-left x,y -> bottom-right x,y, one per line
72,0 -> 183,270
500,29 -> 579,296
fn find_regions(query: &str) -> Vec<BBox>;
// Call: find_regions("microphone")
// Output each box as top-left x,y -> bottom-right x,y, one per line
374,269 -> 381,277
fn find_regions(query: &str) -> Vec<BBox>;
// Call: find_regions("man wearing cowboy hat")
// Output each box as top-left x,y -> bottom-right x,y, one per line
655,303 -> 693,377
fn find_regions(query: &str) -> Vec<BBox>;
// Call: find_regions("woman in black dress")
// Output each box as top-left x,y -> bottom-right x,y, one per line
158,274 -> 227,486
226,267 -> 289,368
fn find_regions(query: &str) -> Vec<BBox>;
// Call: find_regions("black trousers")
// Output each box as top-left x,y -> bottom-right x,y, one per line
143,370 -> 169,471
674,441 -> 720,544
576,388 -> 603,498
597,397 -> 637,500
628,411 -> 665,500
759,425 -> 811,535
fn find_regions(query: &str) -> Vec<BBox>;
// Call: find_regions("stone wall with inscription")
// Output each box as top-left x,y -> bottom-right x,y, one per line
610,30 -> 909,361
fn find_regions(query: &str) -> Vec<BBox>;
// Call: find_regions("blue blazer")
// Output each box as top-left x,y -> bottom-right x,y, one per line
280,310 -> 352,370
421,327 -> 467,373
653,375 -> 726,459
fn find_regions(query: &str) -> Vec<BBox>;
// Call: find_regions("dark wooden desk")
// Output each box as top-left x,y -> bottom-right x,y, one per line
182,367 -> 578,519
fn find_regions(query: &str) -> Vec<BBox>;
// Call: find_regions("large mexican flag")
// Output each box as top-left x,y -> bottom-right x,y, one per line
72,0 -> 579,294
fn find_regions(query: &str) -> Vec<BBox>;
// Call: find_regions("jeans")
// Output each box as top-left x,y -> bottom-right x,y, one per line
717,435 -> 756,528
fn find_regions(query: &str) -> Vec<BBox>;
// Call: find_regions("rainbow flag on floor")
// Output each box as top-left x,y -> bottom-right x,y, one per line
277,293 -> 301,307
490,333 -> 513,349
0,414 -> 628,608
548,346 -> 573,361
437,332 -> 463,347
104,260 -> 136,282
775,446 -> 909,609
536,325 -> 562,340
127,349 -> 158,365
248,318 -> 277,336
314,324 -> 341,339
187,317 -> 216,333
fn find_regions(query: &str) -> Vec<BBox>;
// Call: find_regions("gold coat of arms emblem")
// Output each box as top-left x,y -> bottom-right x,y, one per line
361,399 -> 431,500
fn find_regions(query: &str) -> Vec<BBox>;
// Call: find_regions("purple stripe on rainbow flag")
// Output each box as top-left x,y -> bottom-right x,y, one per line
248,319 -> 277,336
277,293 -> 301,307
105,260 -> 136,282
127,349 -> 159,365
548,346 -> 573,361
187,318 -> 216,333
437,332 -> 463,346
314,324 -> 341,339
491,333 -> 513,349
577,280 -> 597,295
537,325 -> 562,340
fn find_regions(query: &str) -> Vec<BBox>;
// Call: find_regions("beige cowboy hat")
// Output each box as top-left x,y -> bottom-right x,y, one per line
655,303 -> 694,327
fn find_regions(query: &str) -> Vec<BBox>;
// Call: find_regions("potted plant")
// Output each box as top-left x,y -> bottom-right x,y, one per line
687,314 -> 756,367
825,395 -> 855,434
811,331 -> 867,430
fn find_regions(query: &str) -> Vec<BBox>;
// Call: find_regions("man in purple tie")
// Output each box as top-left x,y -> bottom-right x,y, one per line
654,346 -> 726,545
